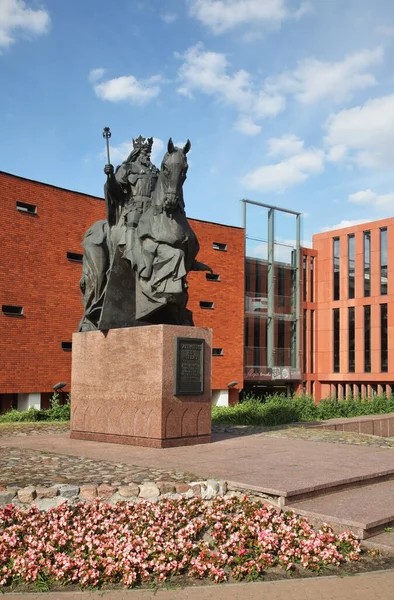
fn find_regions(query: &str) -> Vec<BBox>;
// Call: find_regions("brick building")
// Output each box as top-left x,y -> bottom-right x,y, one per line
2,170 -> 394,408
0,171 -> 244,412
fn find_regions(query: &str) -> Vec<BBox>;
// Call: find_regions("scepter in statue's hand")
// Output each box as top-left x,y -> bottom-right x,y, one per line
103,127 -> 114,178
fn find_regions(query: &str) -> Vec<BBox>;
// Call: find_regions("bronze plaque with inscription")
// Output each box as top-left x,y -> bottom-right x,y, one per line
174,338 -> 204,395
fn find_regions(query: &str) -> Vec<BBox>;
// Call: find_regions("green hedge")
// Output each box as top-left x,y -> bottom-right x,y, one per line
0,393 -> 70,424
211,393 -> 394,427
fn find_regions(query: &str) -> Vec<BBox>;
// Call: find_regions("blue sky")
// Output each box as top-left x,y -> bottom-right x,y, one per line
2,0 -> 394,254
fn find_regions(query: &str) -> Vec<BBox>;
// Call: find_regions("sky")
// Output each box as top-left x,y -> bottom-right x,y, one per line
2,0 -> 394,257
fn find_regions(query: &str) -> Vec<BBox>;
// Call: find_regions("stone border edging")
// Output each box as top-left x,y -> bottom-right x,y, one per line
0,479 -> 231,510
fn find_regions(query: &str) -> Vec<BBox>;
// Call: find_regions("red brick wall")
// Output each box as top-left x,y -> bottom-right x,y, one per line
0,172 -> 244,395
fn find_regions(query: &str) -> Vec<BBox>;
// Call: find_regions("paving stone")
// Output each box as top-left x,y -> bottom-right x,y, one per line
80,485 -> 97,500
18,486 -> 36,503
175,483 -> 191,494
139,483 -> 160,499
35,497 -> 66,511
202,479 -> 220,500
157,481 -> 176,494
191,484 -> 202,497
118,485 -> 140,498
36,486 -> 59,499
0,490 -> 16,505
58,485 -> 80,499
97,484 -> 116,498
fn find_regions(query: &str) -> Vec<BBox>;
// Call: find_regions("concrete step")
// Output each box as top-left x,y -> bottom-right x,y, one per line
288,479 -> 394,539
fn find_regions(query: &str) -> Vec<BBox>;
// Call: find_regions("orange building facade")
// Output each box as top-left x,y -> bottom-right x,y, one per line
309,219 -> 393,400
0,172 -> 244,412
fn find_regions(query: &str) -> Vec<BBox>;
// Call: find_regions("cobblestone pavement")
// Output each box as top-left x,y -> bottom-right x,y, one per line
212,424 -> 394,447
0,422 -> 393,488
0,422 -> 69,437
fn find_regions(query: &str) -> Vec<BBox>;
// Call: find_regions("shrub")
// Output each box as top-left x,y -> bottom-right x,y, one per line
212,392 -> 394,427
0,393 -> 70,424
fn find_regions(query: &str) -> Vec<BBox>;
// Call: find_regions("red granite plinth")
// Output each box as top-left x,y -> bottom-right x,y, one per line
70,325 -> 212,448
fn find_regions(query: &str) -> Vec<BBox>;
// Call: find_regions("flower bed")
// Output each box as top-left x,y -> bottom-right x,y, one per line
0,497 -> 361,589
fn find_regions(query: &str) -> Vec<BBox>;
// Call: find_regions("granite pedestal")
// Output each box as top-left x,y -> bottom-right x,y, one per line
70,325 -> 212,448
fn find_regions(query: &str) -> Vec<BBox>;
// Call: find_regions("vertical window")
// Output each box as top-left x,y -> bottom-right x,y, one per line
364,231 -> 371,297
364,305 -> 371,372
348,307 -> 355,373
333,238 -> 340,300
348,234 -> 355,299
310,310 -> 314,373
303,256 -> 307,301
253,317 -> 260,367
256,261 -> 262,297
380,228 -> 388,295
303,309 -> 307,373
277,320 -> 285,365
333,308 -> 340,373
310,257 -> 314,302
381,303 -> 388,373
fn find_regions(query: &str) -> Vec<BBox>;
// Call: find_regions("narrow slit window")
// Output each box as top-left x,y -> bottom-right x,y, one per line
16,201 -> 37,214
212,348 -> 224,356
200,301 -> 214,309
67,252 -> 83,263
61,341 -> 72,351
2,305 -> 23,316
212,242 -> 227,251
206,273 -> 220,281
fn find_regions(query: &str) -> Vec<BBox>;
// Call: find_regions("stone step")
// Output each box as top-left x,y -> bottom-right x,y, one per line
288,479 -> 394,539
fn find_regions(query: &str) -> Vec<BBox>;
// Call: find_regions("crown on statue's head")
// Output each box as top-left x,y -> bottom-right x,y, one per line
133,135 -> 153,153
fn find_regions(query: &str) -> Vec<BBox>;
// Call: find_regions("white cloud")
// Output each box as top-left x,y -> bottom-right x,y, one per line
326,144 -> 347,163
234,116 -> 262,136
267,134 -> 304,157
241,143 -> 324,192
177,43 -> 285,133
242,135 -> 324,192
88,68 -> 106,83
0,0 -> 50,50
93,74 -> 161,105
324,94 -> 394,169
266,47 -> 383,105
188,0 -> 289,34
349,189 -> 394,210
321,219 -> 372,232
101,137 -> 164,166
161,12 -> 177,23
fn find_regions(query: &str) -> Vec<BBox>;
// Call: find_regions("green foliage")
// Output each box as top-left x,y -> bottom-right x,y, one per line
212,393 -> 394,427
0,393 -> 70,423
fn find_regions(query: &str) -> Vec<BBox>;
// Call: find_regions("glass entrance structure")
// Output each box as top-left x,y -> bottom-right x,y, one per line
242,199 -> 302,394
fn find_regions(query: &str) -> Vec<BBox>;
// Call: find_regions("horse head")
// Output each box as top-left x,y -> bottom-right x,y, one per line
159,138 -> 191,212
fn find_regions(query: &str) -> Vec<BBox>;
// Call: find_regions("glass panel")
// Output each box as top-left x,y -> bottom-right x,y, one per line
364,305 -> 371,372
381,303 -> 388,372
310,257 -> 314,302
381,228 -> 388,295
333,238 -> 340,300
303,309 -> 307,373
333,308 -> 340,373
310,310 -> 314,373
348,307 -> 355,373
364,231 -> 371,297
348,234 -> 355,299
303,255 -> 307,301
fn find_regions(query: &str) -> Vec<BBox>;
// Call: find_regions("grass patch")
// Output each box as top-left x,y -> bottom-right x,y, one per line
212,393 -> 394,427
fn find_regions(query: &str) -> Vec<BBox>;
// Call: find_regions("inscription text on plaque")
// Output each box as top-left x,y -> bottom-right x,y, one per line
174,338 -> 204,395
